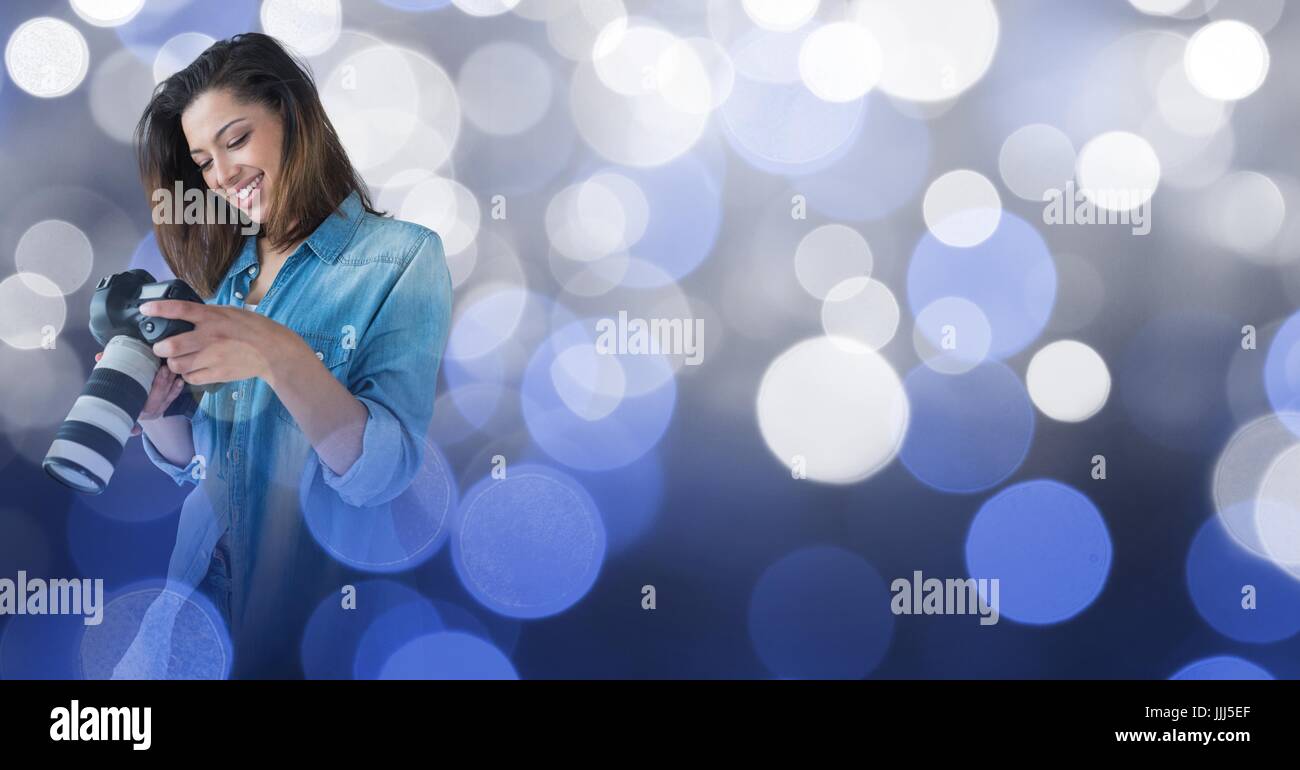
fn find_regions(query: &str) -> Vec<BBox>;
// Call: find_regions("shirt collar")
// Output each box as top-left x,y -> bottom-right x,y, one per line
226,190 -> 365,284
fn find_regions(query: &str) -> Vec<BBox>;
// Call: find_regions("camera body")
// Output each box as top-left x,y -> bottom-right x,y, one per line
89,268 -> 204,347
43,269 -> 209,494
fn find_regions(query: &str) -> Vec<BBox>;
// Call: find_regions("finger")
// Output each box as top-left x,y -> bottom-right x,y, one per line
130,424 -> 142,437
139,299 -> 207,322
182,368 -> 216,387
94,352 -> 103,362
152,329 -> 206,358
167,351 -> 202,376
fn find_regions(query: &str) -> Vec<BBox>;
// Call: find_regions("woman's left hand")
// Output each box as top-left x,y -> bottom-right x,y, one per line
140,300 -> 310,387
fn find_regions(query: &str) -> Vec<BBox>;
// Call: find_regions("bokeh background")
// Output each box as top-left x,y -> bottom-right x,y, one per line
2,0 -> 1300,679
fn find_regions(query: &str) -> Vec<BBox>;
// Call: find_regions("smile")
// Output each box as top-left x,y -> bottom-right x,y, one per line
234,173 -> 264,204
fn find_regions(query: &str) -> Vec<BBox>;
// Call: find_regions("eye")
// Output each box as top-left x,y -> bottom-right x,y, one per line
199,158 -> 212,172
228,132 -> 249,150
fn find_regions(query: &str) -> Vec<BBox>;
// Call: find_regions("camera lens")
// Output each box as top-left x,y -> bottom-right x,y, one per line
43,335 -> 158,494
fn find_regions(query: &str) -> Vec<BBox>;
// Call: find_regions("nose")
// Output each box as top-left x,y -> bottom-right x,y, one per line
212,156 -> 239,191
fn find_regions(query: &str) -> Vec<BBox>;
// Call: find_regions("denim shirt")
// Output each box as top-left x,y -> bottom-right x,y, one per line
133,190 -> 451,677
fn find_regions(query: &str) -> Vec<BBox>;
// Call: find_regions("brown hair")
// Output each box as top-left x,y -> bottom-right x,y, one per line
135,32 -> 382,297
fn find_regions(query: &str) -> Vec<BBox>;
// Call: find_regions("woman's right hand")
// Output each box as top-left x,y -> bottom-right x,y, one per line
95,352 -> 188,435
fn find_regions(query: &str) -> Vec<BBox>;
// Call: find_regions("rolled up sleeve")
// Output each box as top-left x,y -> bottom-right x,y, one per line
141,428 -> 202,487
319,230 -> 452,508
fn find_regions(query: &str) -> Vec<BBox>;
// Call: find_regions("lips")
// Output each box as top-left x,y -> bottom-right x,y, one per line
233,173 -> 264,209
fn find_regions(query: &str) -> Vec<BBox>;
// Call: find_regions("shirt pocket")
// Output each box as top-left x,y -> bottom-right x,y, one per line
271,329 -> 354,428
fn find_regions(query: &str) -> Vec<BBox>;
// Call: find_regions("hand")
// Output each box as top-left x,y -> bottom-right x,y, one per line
95,351 -> 186,435
141,300 -> 311,387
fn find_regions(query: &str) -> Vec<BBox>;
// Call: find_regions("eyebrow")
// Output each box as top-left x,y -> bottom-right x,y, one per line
189,117 -> 248,156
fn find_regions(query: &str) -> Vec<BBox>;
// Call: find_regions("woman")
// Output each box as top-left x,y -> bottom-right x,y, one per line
113,32 -> 451,678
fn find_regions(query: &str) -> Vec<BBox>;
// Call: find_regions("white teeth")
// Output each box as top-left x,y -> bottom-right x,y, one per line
236,174 -> 262,200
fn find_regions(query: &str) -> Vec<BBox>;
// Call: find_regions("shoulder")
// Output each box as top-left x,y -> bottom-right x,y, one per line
342,210 -> 444,269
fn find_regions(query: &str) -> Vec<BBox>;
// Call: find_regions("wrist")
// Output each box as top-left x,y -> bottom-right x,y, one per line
264,331 -> 317,390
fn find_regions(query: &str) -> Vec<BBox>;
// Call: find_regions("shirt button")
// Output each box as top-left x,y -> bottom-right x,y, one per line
234,291 -> 244,300
315,351 -> 324,361
248,266 -> 257,277
231,390 -> 241,401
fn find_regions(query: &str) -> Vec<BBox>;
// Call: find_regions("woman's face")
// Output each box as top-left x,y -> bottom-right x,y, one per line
182,88 -> 283,224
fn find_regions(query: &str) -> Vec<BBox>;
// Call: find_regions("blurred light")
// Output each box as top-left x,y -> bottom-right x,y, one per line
1185,20 -> 1269,101
397,174 -> 480,256
1264,311 -> 1300,437
351,597 -> 444,679
0,273 -> 67,350
912,297 -> 992,374
756,336 -> 908,484
522,319 -> 676,471
551,343 -> 625,420
1128,0 -> 1192,15
1202,170 -> 1286,258
70,0 -> 147,27
1025,340 -> 1111,422
1185,515 -> 1300,642
4,17 -> 89,98
854,0 -> 999,104
451,464 -> 606,619
901,362 -> 1033,493
546,0 -> 625,62
1076,131 -> 1161,212
998,123 -> 1076,203
0,346 -> 83,432
1207,0 -> 1285,34
453,0 -> 521,17
458,41 -> 552,135
152,32 -> 215,84
546,175 -> 641,262
89,48 -> 156,143
908,211 -> 1056,359
379,631 -> 518,678
1158,118 -> 1235,190
821,277 -> 898,351
612,155 -> 722,286
794,224 -> 873,300
659,37 -> 733,114
1213,414 -> 1300,559
81,584 -> 232,679
300,579 -> 427,678
570,54 -> 707,167
743,0 -> 819,32
1256,445 -> 1300,571
260,0 -> 342,57
448,285 -> 530,361
15,219 -> 93,296
316,35 -> 461,176
798,94 -> 931,220
922,169 -> 1002,248
747,546 -> 893,679
798,21 -> 883,103
1155,58 -> 1230,136
965,480 -> 1112,624
115,0 -> 257,64
1170,656 -> 1273,680
299,438 -> 457,572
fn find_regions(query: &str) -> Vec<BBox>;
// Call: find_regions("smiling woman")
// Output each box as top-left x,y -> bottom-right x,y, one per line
113,32 -> 453,679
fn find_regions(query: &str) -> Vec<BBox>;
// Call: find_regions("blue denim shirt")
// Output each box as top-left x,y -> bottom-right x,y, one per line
134,190 -> 451,677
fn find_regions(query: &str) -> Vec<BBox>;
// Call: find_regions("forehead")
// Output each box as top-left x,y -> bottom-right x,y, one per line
180,89 -> 265,149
